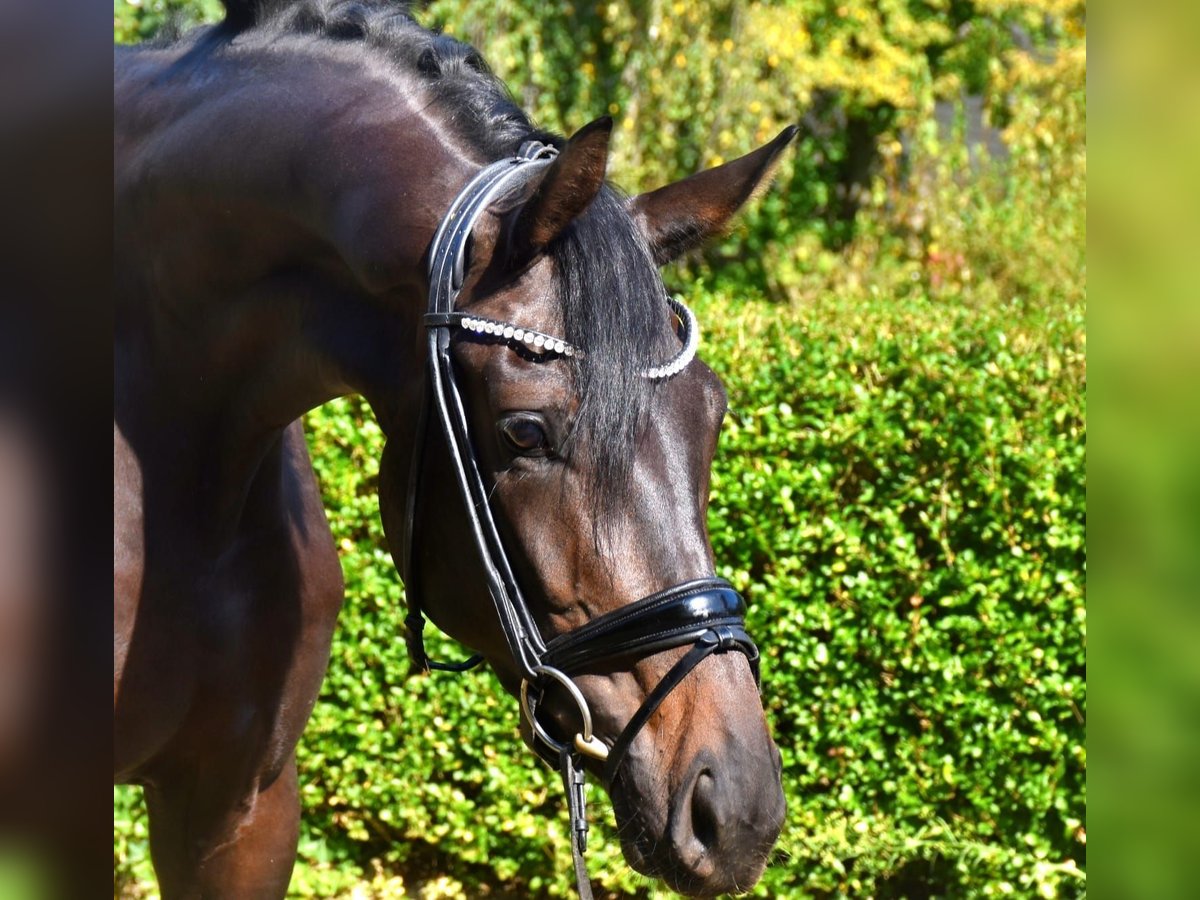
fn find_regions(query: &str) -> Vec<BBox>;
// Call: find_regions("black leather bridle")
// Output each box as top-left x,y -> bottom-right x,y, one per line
401,141 -> 760,898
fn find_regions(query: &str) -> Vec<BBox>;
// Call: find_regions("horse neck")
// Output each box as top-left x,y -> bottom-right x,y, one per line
114,39 -> 487,540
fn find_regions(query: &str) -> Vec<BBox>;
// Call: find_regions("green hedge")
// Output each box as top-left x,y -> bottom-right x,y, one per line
116,269 -> 1085,897
705,286 -> 1085,897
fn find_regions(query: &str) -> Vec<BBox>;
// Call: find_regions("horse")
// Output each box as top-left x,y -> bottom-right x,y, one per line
114,2 -> 795,896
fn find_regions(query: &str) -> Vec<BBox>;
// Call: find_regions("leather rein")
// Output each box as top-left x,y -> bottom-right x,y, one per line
400,141 -> 760,898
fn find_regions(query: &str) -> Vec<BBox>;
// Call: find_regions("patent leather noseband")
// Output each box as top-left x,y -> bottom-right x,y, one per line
401,141 -> 760,899
539,577 -> 758,783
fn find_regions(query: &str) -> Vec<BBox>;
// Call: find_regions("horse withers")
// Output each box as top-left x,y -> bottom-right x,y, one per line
114,2 -> 794,896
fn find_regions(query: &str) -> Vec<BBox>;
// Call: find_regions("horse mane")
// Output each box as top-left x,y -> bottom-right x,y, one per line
194,1 -> 548,158
204,1 -> 672,529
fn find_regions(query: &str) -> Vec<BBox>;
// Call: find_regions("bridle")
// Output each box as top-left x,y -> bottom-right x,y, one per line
401,141 -> 760,898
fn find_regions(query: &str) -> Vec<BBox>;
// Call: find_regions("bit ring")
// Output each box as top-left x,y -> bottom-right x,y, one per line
520,665 -> 610,762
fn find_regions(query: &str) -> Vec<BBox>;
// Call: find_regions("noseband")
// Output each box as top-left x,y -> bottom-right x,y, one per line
402,141 -> 760,898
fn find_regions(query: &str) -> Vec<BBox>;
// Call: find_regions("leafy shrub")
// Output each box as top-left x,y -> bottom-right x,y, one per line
704,283 -> 1085,898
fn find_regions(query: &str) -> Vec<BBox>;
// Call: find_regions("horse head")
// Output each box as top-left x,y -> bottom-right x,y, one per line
380,118 -> 796,897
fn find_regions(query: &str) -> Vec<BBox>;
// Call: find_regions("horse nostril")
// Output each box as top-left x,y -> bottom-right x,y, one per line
690,769 -> 720,851
662,752 -> 783,894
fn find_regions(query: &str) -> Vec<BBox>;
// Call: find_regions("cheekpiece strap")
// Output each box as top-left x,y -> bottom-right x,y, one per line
425,143 -> 562,680
427,144 -> 559,315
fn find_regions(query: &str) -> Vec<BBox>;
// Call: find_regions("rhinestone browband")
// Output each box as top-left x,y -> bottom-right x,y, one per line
433,296 -> 699,380
453,312 -> 577,358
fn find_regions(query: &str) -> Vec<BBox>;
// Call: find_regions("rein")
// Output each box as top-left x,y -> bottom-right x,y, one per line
402,142 -> 759,898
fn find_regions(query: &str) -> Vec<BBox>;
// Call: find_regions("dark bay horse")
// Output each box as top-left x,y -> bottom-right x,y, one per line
114,2 -> 795,895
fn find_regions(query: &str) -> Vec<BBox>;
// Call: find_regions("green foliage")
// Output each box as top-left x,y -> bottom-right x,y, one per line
113,0 -> 224,43
114,1 -> 1085,896
113,0 -> 1086,250
703,283 -> 1085,897
421,0 -> 1085,252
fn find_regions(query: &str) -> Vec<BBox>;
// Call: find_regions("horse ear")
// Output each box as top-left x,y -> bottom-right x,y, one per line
629,126 -> 799,266
507,117 -> 613,266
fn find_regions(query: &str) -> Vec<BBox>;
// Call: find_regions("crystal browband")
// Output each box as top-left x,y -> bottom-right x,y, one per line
426,311 -> 578,358
423,295 -> 699,381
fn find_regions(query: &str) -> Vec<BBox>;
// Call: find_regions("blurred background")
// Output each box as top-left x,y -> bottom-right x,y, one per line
0,0 -> 110,895
109,0 -> 1093,897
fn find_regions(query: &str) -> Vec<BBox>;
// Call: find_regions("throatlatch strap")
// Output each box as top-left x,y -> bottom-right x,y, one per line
404,608 -> 484,675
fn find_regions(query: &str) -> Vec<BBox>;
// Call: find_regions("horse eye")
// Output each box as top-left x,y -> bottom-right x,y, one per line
498,416 -> 551,456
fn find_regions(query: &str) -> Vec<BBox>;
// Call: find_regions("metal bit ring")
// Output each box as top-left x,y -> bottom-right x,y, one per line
520,665 -> 610,762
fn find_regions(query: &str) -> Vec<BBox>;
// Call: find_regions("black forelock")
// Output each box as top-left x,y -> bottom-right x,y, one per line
553,188 -> 675,527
